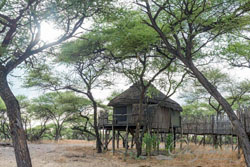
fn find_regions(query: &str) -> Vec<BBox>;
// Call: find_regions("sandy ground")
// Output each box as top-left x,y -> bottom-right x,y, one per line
0,140 -> 246,167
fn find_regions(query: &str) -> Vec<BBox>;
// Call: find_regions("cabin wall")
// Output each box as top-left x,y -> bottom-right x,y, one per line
151,107 -> 170,130
114,106 -> 127,124
131,104 -> 173,130
113,104 -> 181,129
131,104 -> 147,124
126,105 -> 133,123
171,110 -> 181,127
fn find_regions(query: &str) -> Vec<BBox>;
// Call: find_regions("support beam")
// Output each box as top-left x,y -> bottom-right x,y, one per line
112,117 -> 115,155
117,131 -> 119,149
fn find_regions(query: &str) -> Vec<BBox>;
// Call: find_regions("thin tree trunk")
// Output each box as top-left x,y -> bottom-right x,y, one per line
0,73 -> 32,167
55,126 -> 61,141
90,95 -> 102,153
182,59 -> 250,166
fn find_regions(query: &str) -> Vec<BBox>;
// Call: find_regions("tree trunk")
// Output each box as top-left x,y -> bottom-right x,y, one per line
0,72 -> 32,167
90,94 -> 102,153
182,59 -> 250,166
55,127 -> 61,141
135,89 -> 145,157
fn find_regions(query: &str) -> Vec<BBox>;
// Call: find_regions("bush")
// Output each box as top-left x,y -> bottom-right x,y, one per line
165,133 -> 173,155
142,133 -> 160,156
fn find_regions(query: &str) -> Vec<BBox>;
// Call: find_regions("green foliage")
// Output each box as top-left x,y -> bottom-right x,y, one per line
23,64 -> 60,89
182,102 -> 216,117
165,133 -> 174,155
0,0 -> 6,10
143,133 -> 153,155
222,38 -> 250,67
0,98 -> 6,110
17,95 -> 30,109
99,10 -> 158,56
142,133 -> 160,156
146,85 -> 160,99
180,68 -> 250,115
152,134 -> 160,152
27,91 -> 92,140
29,91 -> 91,120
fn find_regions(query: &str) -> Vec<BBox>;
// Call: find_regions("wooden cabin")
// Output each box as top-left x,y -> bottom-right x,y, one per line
99,84 -> 182,132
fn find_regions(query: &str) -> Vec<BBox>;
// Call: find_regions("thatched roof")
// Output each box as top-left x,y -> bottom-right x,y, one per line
108,84 -> 182,111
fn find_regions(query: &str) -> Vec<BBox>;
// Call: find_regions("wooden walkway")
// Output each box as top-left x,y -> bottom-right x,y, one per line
177,107 -> 250,136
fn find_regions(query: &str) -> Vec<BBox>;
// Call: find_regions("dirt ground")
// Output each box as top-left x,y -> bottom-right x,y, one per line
0,140 -> 246,167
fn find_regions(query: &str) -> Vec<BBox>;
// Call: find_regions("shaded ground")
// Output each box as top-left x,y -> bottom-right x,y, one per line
0,140 -> 246,167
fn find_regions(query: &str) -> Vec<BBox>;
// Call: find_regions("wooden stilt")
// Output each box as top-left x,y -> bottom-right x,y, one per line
124,119 -> 129,160
164,133 -> 167,143
174,128 -> 176,148
104,129 -> 108,150
219,135 -> 222,149
238,137 -> 241,159
180,126 -> 183,149
194,135 -> 197,145
102,126 -> 105,144
112,116 -> 115,155
213,135 -> 218,149
157,128 -> 159,155
130,129 -> 134,148
231,135 -> 234,151
117,131 -> 119,149
203,135 -> 206,146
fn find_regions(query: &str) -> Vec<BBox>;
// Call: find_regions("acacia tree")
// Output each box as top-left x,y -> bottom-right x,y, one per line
28,91 -> 91,141
181,68 -> 250,113
23,34 -> 111,152
136,0 -> 250,165
0,0 -> 112,166
59,41 -> 111,153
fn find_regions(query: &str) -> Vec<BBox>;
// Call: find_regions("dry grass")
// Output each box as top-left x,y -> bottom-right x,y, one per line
0,140 -> 246,167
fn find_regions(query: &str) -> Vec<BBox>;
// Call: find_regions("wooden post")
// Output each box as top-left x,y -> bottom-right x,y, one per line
203,135 -> 206,146
219,135 -> 222,149
102,125 -> 105,144
180,126 -> 183,149
131,135 -> 134,148
117,131 -> 119,149
112,115 -> 115,155
124,118 -> 129,160
157,128 -> 160,155
130,129 -> 134,149
231,135 -> 234,151
194,135 -> 197,145
238,137 -> 241,159
104,129 -> 108,151
174,128 -> 176,148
